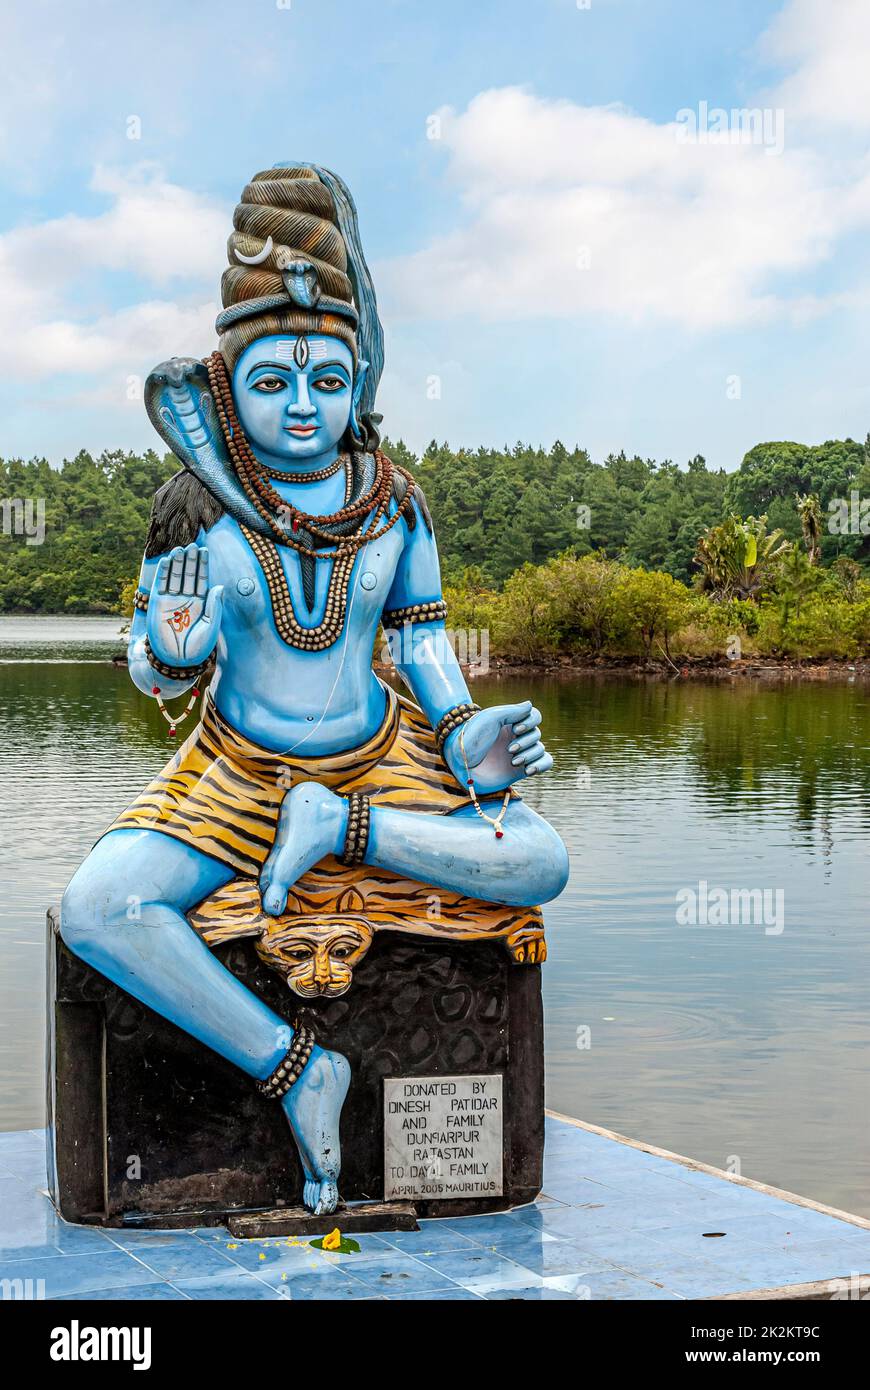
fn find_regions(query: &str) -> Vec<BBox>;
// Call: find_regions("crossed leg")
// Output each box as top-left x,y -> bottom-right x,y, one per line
260,785 -> 571,916
60,827 -> 350,1214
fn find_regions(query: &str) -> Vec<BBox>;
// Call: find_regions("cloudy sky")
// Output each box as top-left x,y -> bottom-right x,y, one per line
1,0 -> 868,470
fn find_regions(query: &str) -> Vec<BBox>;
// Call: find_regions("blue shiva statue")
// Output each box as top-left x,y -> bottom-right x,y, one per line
61,165 -> 569,1216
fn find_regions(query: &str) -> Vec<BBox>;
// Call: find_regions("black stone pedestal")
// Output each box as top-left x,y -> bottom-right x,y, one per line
46,909 -> 544,1227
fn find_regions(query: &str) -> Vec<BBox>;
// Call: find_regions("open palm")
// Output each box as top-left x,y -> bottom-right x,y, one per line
146,543 -> 224,667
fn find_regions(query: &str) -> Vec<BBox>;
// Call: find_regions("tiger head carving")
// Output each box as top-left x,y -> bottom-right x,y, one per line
255,914 -> 373,998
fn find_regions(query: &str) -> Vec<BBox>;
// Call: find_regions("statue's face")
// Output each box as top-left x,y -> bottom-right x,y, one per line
255,915 -> 373,997
232,333 -> 356,464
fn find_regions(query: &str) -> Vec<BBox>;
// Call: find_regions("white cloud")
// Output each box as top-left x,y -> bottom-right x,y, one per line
0,164 -> 225,380
762,0 -> 870,129
380,82 -> 869,332
4,0 -> 868,395
9,301 -> 218,382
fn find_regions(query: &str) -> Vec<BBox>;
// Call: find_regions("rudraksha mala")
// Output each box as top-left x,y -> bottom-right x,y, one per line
434,702 -> 480,753
340,792 -> 371,866
203,351 -> 413,551
382,600 -> 448,628
144,637 -> 212,683
256,1025 -> 317,1100
256,457 -> 344,484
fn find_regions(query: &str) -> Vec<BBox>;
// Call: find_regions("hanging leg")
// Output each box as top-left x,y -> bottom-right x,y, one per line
61,827 -> 350,1214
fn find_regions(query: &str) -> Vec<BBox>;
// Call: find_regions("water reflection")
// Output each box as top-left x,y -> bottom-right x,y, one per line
1,629 -> 868,1216
501,673 -> 870,1217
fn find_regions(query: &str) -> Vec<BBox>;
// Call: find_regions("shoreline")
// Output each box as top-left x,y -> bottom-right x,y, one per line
2,616 -> 868,685
460,656 -> 870,683
101,651 -> 870,683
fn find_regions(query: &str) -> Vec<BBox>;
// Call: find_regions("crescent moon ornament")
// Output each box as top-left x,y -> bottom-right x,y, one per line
234,235 -> 274,266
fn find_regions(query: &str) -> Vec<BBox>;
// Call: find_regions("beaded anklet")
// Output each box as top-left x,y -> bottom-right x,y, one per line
340,792 -> 371,866
257,1025 -> 316,1100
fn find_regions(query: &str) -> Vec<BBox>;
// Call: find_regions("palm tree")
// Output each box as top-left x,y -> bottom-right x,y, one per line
693,514 -> 789,601
796,493 -> 822,565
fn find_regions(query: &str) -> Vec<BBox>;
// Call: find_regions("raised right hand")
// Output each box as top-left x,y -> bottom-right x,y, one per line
146,543 -> 224,668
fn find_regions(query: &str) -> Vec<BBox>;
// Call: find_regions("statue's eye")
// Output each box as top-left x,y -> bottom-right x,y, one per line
252,376 -> 286,393
313,375 -> 346,393
332,946 -> 350,958
286,948 -> 310,961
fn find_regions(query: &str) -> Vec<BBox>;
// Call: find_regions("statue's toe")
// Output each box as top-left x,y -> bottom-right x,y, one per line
314,1179 -> 339,1216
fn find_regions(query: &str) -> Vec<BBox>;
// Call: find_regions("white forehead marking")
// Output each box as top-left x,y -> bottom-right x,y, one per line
274,338 -> 329,363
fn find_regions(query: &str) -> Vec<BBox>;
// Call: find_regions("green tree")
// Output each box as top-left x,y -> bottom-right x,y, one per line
612,568 -> 694,660
694,515 -> 789,601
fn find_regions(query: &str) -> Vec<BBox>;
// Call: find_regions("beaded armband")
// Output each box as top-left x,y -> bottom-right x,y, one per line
256,1025 -> 316,1100
143,637 -> 212,682
434,702 -> 480,752
340,792 -> 371,866
382,599 -> 448,628
133,590 -> 149,613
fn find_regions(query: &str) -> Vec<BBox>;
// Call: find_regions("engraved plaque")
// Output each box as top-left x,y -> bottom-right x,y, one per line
383,1074 -> 504,1201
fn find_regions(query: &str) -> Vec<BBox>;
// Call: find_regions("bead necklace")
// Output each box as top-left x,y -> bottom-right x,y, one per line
151,683 -> 201,739
239,524 -> 359,652
202,349 -> 417,649
458,726 -> 512,838
256,457 -> 343,484
204,352 -> 410,550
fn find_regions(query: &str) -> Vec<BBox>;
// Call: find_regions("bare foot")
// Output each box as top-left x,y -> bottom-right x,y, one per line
260,782 -> 348,917
282,1042 -> 350,1215
303,1177 -> 339,1216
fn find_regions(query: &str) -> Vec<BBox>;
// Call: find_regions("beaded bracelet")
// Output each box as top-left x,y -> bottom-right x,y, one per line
340,792 -> 371,866
144,637 -> 212,682
133,590 -> 149,613
382,599 -> 448,628
434,702 -> 480,753
256,1025 -> 316,1100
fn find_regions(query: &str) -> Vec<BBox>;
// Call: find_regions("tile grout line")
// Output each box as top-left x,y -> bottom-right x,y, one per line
6,1119 -> 869,1301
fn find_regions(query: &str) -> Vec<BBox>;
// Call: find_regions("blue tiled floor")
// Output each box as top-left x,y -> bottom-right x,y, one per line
2,1118 -> 869,1300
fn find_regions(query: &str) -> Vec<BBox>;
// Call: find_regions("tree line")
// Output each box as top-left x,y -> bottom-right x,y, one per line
0,435 -> 868,625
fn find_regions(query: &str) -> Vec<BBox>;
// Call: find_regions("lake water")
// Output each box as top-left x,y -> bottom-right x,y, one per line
1,617 -> 868,1215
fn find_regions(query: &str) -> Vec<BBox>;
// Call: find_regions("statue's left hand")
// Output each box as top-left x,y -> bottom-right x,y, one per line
443,700 -> 553,796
